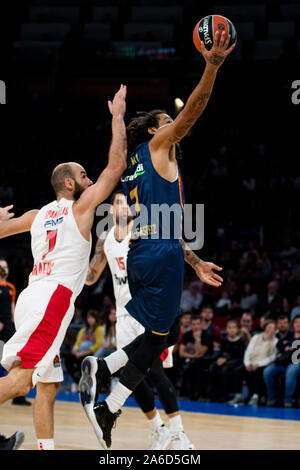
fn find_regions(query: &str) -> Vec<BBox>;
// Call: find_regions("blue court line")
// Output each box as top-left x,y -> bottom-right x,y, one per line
26,389 -> 300,422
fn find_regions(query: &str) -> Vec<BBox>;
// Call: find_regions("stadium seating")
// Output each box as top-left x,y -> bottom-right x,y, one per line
234,22 -> 255,40
268,21 -> 296,40
124,23 -> 174,42
280,4 -> 300,21
92,7 -> 119,23
83,24 -> 111,42
20,23 -> 71,41
255,40 -> 284,60
12,40 -> 63,61
131,6 -> 184,24
28,7 -> 81,23
214,4 -> 266,22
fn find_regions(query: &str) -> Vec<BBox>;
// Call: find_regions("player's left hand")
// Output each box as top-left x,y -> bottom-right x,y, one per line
0,205 -> 15,221
194,260 -> 223,287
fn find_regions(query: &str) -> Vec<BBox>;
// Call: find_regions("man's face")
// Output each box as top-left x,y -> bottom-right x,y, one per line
241,315 -> 252,329
0,260 -> 8,279
227,323 -> 238,337
201,308 -> 213,321
181,313 -> 191,328
191,319 -> 202,334
277,318 -> 289,332
268,282 -> 277,296
112,194 -> 133,224
70,164 -> 93,200
293,318 -> 300,334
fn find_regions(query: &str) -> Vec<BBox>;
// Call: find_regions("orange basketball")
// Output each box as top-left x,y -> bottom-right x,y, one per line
193,14 -> 237,52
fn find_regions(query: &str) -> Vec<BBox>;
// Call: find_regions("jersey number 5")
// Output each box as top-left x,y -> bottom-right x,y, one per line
42,230 -> 58,260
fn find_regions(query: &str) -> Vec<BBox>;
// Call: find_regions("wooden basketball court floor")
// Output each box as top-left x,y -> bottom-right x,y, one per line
1,397 -> 300,450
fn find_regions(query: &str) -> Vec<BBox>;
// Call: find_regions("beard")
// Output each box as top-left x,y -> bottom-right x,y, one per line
73,180 -> 85,200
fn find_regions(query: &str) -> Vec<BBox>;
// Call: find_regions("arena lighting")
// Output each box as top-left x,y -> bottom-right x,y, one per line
174,97 -> 184,109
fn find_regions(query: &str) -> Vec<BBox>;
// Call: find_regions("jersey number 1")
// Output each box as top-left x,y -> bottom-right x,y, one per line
42,230 -> 58,260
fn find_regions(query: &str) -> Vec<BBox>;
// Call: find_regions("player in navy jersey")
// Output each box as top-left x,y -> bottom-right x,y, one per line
79,30 -> 235,449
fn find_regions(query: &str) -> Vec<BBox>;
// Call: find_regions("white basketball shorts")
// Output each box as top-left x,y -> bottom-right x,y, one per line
1,280 -> 74,386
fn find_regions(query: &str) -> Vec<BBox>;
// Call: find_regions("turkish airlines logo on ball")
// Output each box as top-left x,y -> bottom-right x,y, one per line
218,24 -> 225,30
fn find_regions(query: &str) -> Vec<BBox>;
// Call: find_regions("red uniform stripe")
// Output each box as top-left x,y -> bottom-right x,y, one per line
17,284 -> 73,368
178,172 -> 184,212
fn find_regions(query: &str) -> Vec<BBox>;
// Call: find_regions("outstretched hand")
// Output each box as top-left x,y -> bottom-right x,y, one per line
108,84 -> 127,118
0,205 -> 15,221
199,30 -> 236,69
194,260 -> 223,287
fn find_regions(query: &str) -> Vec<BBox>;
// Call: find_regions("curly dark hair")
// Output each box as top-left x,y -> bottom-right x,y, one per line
126,109 -> 165,154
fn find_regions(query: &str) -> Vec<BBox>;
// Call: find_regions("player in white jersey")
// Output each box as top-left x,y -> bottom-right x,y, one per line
0,85 -> 127,450
83,190 -> 222,449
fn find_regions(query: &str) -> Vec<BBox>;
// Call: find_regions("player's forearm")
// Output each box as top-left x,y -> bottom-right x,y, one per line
170,65 -> 217,144
107,116 -> 127,174
180,239 -> 201,268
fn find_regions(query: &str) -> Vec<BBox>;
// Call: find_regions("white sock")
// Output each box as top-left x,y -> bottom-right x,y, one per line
106,381 -> 132,413
169,415 -> 183,433
148,411 -> 163,431
104,349 -> 128,375
37,439 -> 54,450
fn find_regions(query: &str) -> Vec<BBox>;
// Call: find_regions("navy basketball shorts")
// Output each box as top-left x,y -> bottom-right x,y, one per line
125,240 -> 184,335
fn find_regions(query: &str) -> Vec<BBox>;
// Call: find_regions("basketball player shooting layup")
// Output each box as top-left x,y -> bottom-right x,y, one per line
79,30 -> 234,450
0,85 -> 127,450
84,190 -> 223,450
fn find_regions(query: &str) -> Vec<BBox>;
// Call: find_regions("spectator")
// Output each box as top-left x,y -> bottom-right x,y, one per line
215,291 -> 232,314
244,320 -> 278,406
263,315 -> 300,407
242,241 -> 259,262
65,310 -> 103,384
200,305 -> 221,350
179,315 -> 213,400
207,320 -> 246,404
256,280 -> 282,319
239,312 -> 254,345
69,307 -> 85,336
276,315 -> 291,339
291,295 -> 300,321
240,282 -> 258,313
94,307 -> 117,359
180,281 -> 203,313
282,297 -> 292,319
179,312 -> 192,335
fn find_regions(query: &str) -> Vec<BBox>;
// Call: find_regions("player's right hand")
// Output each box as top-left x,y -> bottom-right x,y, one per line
0,205 -> 15,221
108,84 -> 127,118
199,30 -> 236,69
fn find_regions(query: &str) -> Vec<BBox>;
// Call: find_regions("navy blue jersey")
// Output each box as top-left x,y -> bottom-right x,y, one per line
121,141 -> 185,241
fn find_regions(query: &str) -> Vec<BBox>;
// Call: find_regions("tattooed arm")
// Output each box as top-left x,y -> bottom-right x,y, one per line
180,239 -> 223,288
85,232 -> 108,286
149,31 -> 235,152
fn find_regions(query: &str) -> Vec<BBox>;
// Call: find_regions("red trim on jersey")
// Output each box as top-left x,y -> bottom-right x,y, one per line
17,284 -> 73,368
160,348 -> 169,362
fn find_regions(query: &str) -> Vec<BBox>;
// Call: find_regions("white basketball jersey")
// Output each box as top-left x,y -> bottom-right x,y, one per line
103,226 -> 131,313
29,198 -> 91,296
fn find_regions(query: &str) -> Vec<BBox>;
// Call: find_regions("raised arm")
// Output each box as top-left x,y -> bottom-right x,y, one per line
74,85 -> 127,216
180,239 -> 223,288
0,209 -> 38,239
149,31 -> 235,152
85,232 -> 108,286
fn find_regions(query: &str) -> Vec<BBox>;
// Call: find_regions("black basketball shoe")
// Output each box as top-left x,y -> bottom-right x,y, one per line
0,431 -> 25,450
92,401 -> 121,449
79,356 -> 110,408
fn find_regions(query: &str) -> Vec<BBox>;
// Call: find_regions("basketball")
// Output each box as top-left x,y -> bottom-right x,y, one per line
193,15 -> 237,52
